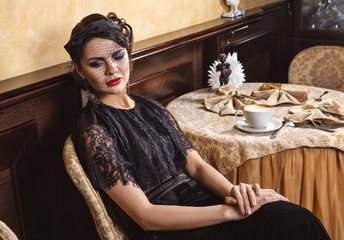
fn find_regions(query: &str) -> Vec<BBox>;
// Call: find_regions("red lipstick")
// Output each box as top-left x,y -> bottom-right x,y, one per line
107,78 -> 122,86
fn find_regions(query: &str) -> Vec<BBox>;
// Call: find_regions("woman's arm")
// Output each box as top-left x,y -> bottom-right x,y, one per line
105,179 -> 287,231
184,149 -> 266,215
105,181 -> 245,231
184,149 -> 234,199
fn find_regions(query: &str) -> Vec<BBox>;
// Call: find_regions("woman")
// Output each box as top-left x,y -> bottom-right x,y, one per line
64,12 -> 330,240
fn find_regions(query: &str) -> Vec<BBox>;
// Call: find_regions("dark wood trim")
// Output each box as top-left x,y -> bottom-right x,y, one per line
0,1 -> 289,98
0,79 -> 69,107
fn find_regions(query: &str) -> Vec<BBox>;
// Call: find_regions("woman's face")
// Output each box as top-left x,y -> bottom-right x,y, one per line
77,37 -> 130,97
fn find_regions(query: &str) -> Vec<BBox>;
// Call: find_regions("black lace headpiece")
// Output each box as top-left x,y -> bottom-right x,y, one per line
64,19 -> 121,61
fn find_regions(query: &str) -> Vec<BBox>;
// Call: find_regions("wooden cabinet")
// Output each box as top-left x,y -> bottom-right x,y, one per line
203,2 -> 291,84
290,0 -> 344,56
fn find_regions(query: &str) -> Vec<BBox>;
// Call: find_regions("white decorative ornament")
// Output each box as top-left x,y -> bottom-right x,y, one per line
207,52 -> 245,90
222,0 -> 242,18
208,60 -> 222,90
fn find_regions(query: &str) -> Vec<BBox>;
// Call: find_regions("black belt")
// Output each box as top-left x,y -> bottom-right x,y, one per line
147,173 -> 190,201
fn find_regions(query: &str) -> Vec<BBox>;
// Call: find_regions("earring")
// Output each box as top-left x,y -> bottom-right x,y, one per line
127,81 -> 130,94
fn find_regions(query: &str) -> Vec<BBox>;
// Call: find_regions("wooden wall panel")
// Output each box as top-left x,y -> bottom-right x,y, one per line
131,44 -> 203,104
131,62 -> 193,105
0,79 -> 98,240
0,169 -> 19,236
0,121 -> 39,239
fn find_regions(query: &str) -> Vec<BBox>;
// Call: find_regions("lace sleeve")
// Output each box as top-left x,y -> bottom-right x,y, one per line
166,107 -> 194,152
148,97 -> 194,151
78,124 -> 137,190
143,97 -> 195,170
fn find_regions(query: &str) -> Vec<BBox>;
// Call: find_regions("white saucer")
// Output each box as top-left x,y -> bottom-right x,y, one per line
236,118 -> 283,133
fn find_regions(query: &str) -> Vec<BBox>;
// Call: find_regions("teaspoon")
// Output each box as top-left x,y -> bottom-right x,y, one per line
270,119 -> 295,139
314,91 -> 329,101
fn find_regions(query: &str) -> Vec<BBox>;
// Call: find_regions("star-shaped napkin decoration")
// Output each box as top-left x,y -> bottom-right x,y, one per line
250,83 -> 308,106
288,99 -> 344,126
204,85 -> 263,115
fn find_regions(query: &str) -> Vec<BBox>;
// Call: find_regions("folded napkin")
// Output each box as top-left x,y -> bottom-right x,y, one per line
250,83 -> 308,106
204,85 -> 263,115
288,99 -> 344,126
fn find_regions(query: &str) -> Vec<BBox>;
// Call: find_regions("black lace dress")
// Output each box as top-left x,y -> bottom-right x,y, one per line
72,94 -> 330,240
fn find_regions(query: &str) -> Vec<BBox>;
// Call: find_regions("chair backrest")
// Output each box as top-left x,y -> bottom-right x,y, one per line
288,45 -> 344,91
63,136 -> 128,240
0,221 -> 18,240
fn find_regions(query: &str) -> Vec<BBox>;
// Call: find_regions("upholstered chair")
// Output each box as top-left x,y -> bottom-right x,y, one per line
288,45 -> 344,91
63,136 -> 128,240
0,221 -> 18,240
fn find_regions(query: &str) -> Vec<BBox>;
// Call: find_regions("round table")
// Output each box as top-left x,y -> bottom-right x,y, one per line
167,82 -> 344,240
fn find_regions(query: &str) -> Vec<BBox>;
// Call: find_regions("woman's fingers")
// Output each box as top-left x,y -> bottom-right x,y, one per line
255,189 -> 290,206
227,183 -> 289,215
256,196 -> 280,205
231,186 -> 245,215
224,196 -> 237,205
251,183 -> 261,196
276,194 -> 289,202
229,183 -> 259,215
239,183 -> 252,215
246,184 -> 257,207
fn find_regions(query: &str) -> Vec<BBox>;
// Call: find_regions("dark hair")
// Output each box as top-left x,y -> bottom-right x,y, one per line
65,12 -> 133,64
64,12 -> 133,90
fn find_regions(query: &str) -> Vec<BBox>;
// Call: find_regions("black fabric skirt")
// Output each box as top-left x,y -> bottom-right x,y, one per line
154,201 -> 330,240
140,178 -> 331,240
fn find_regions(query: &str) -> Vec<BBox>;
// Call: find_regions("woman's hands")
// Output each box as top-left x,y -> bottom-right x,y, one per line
224,183 -> 288,216
225,183 -> 261,215
184,150 -> 288,219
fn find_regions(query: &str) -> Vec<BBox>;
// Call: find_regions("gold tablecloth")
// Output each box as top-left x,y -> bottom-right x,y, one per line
166,83 -> 344,240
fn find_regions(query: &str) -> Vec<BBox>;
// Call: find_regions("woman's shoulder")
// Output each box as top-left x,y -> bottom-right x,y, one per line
77,101 -> 97,120
74,101 -> 105,130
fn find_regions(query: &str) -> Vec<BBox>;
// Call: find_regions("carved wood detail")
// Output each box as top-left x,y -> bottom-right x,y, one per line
0,121 -> 39,239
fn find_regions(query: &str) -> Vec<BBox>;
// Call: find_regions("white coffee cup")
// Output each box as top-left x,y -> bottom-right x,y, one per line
235,104 -> 274,129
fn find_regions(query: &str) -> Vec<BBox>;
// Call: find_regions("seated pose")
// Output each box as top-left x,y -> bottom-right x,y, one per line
64,12 -> 331,240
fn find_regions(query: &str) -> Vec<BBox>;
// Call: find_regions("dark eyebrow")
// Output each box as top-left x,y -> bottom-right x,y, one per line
86,49 -> 124,62
87,57 -> 104,62
113,49 -> 125,55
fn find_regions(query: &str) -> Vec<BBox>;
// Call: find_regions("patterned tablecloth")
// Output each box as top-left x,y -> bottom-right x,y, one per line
166,82 -> 344,175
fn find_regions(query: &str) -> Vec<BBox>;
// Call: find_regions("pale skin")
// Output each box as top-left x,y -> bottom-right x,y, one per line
76,37 -> 289,232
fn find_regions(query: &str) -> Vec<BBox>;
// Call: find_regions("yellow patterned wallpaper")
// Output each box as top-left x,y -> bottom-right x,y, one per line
0,0 -> 281,81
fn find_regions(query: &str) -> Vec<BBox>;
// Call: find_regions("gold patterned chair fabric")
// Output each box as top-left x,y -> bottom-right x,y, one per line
0,221 -> 18,240
288,45 -> 344,91
63,136 -> 128,240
